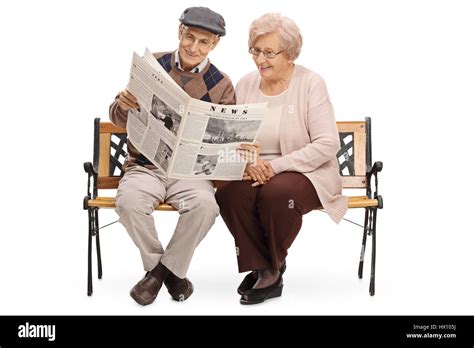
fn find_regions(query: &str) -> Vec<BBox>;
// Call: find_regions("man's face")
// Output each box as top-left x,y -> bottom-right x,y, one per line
178,25 -> 219,71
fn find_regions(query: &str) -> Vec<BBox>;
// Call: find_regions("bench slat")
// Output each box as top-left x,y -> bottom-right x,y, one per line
87,196 -> 377,210
98,134 -> 111,177
99,176 -> 369,190
88,197 -> 175,211
348,196 -> 379,208
98,177 -> 121,189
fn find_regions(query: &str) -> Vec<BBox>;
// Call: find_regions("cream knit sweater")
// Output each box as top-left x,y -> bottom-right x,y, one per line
236,65 -> 348,223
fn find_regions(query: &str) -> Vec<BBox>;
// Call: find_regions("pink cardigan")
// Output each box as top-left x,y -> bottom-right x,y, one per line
236,65 -> 348,223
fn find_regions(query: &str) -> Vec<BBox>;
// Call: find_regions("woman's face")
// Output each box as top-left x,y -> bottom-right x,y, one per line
251,33 -> 291,81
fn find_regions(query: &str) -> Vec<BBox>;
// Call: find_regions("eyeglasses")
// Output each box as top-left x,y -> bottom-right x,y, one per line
248,47 -> 284,59
180,26 -> 215,50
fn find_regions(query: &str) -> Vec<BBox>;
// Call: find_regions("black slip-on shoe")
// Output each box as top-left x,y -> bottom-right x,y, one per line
240,274 -> 283,305
237,261 -> 286,295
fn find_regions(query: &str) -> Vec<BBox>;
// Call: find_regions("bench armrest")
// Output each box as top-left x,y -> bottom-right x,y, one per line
368,161 -> 383,176
366,161 -> 383,208
84,161 -> 98,205
84,161 -> 97,176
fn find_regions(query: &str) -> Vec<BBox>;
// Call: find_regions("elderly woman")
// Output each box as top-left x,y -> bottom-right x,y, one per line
215,13 -> 347,305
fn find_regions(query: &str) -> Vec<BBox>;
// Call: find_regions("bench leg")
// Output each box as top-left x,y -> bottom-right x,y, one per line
87,208 -> 93,296
358,208 -> 370,279
94,208 -> 103,279
369,208 -> 377,296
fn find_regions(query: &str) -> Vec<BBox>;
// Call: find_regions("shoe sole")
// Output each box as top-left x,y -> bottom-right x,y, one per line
240,285 -> 283,305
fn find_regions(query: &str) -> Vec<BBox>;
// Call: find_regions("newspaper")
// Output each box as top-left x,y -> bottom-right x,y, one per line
126,49 -> 266,180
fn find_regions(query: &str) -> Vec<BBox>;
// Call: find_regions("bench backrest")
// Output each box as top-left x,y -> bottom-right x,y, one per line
92,117 -> 372,190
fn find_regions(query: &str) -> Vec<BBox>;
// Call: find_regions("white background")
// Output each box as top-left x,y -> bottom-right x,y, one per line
0,0 -> 473,315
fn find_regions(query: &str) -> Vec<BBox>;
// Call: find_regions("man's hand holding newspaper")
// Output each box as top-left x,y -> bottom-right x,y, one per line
117,90 -> 139,111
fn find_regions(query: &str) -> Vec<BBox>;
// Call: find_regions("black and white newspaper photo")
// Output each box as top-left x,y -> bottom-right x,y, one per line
202,118 -> 261,144
150,94 -> 181,136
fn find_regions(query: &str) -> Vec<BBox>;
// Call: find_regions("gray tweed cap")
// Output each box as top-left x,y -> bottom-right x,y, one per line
179,7 -> 226,36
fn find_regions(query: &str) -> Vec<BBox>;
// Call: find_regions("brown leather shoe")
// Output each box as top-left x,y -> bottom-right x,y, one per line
130,274 -> 162,306
164,272 -> 194,301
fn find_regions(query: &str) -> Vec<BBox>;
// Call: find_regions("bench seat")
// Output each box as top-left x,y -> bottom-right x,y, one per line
87,195 -> 380,210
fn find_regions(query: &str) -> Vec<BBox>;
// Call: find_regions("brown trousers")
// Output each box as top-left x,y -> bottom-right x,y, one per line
215,172 -> 321,273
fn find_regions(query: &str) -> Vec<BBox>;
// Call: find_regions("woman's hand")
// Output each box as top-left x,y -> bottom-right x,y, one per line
243,160 -> 276,187
238,142 -> 260,164
264,161 -> 276,179
243,159 -> 267,185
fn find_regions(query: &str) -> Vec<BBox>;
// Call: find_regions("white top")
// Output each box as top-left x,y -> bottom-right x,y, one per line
174,50 -> 208,73
257,89 -> 286,161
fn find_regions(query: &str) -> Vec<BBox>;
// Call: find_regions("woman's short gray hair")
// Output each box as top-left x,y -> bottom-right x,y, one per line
248,13 -> 303,61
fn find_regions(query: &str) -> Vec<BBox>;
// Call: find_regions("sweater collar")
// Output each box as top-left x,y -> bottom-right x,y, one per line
248,65 -> 301,103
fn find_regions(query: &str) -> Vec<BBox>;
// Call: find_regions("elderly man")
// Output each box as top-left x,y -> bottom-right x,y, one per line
109,7 -> 235,306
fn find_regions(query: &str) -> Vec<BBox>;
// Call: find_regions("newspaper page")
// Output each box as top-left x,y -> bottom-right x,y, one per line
126,49 -> 266,180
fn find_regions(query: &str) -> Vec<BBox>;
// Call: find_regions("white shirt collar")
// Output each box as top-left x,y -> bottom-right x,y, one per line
174,50 -> 208,73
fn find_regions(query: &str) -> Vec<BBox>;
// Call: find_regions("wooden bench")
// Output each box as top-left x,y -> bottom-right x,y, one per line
83,117 -> 383,296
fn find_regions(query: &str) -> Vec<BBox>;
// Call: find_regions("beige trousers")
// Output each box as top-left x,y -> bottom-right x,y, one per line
115,165 -> 219,278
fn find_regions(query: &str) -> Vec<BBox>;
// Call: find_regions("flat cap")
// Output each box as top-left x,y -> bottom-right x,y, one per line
179,7 -> 226,36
